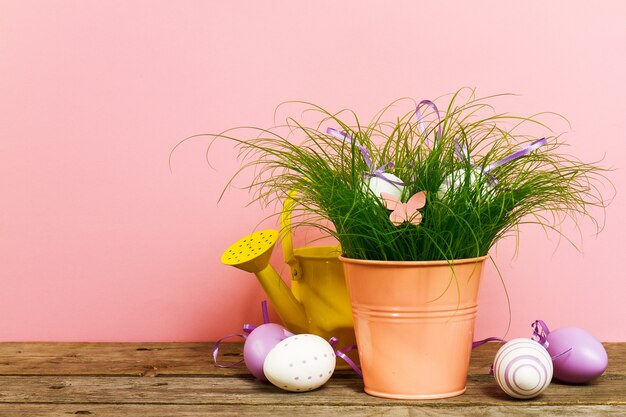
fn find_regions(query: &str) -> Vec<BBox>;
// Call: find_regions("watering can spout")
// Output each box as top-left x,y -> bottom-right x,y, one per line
254,263 -> 309,334
221,229 -> 309,334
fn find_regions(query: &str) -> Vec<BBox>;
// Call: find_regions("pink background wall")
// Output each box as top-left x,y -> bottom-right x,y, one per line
1,1 -> 625,342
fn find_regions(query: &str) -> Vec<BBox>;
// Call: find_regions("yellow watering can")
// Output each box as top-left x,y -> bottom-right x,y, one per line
220,192 -> 357,360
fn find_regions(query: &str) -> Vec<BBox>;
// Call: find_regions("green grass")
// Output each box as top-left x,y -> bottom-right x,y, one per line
183,89 -> 610,261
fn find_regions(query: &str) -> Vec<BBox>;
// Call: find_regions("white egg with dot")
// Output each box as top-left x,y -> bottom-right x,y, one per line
493,338 -> 553,399
263,334 -> 336,392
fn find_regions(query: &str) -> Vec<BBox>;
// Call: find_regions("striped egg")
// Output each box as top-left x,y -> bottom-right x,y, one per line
493,338 -> 553,399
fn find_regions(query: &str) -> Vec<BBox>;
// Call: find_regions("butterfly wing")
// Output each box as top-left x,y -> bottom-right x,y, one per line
405,192 -> 427,225
407,211 -> 423,226
380,192 -> 401,212
380,192 -> 407,225
406,191 -> 427,210
388,209 -> 406,226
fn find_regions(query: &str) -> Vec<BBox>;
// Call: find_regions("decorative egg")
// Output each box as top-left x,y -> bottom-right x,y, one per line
493,338 -> 553,399
546,327 -> 608,384
263,334 -> 336,392
243,323 -> 291,381
365,173 -> 405,201
437,169 -> 492,199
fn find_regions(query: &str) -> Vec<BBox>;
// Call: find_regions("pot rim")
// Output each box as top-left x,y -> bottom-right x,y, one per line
338,255 -> 488,267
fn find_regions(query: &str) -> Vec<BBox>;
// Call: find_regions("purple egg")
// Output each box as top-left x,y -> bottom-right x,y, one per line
546,327 -> 608,384
243,323 -> 291,381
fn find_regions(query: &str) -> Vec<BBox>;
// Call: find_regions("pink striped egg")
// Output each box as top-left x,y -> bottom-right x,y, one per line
493,338 -> 553,399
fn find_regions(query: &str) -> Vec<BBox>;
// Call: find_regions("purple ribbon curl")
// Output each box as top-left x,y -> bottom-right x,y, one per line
212,301 -> 270,368
326,127 -> 404,187
472,337 -> 506,349
532,319 -> 573,359
415,99 -> 442,146
452,137 -> 547,187
471,336 -> 506,376
485,138 -> 548,173
531,319 -> 550,348
329,336 -> 362,377
454,139 -> 499,186
456,138 -> 548,172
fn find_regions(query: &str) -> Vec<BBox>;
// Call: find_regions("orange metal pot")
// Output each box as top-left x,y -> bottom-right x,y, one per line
339,255 -> 486,399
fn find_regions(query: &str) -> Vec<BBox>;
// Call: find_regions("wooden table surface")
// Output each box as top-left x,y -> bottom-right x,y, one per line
0,342 -> 624,416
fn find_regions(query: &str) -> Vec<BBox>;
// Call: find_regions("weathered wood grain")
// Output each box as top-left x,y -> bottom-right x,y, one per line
1,342 -> 624,377
0,404 -> 625,417
0,342 -> 624,416
0,375 -> 623,406
0,343 -> 215,376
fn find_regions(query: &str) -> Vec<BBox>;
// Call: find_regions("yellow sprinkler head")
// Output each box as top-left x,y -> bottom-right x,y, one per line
221,230 -> 279,273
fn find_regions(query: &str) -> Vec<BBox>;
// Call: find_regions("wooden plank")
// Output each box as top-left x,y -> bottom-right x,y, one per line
1,342 -> 624,377
0,343 -> 215,376
0,375 -> 623,406
0,404 -> 625,417
0,342 -> 624,416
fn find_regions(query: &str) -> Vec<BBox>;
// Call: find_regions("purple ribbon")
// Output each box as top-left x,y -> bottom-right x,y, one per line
532,319 -> 574,360
471,337 -> 506,376
415,99 -> 442,145
326,127 -> 404,187
454,139 -> 499,186
262,301 -> 269,324
472,337 -> 506,349
212,332 -> 249,368
329,336 -> 362,377
484,138 -> 547,173
212,301 -> 270,368
454,137 -> 547,173
531,319 -> 550,348
451,137 -> 547,188
455,140 -> 470,163
326,127 -> 370,165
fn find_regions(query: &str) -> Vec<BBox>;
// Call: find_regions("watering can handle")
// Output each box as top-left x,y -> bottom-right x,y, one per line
280,190 -> 303,281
